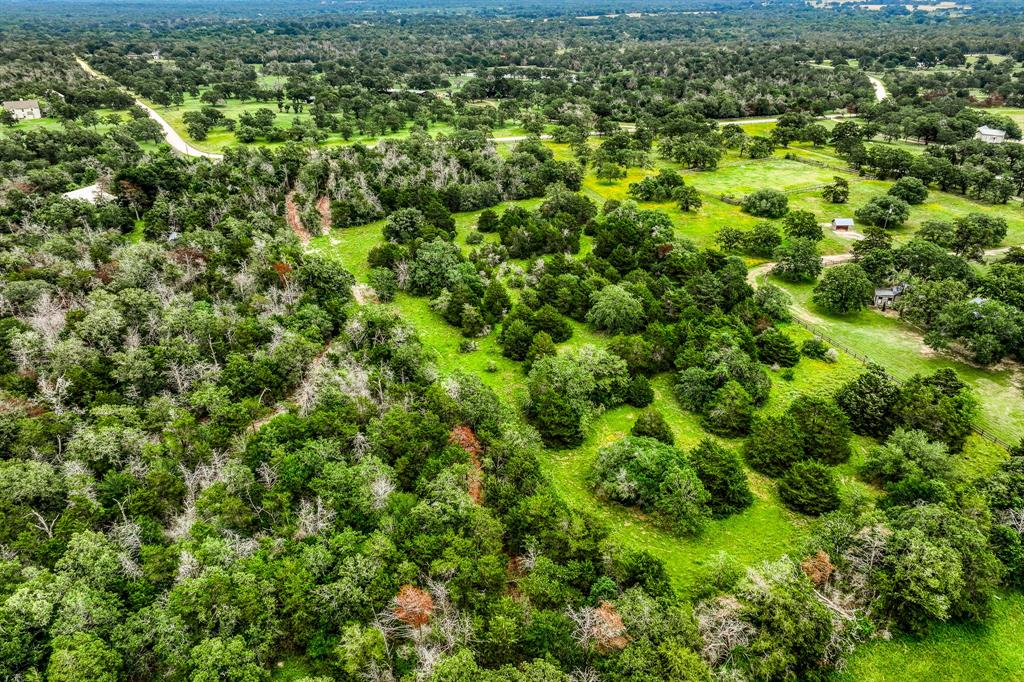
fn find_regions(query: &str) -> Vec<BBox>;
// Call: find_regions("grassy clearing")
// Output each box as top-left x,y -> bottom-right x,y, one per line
0,108 -> 134,137
309,157 -> 1024,675
312,188 -> 884,596
685,158 -> 840,196
975,106 -> 1024,128
839,590 -> 1024,682
150,91 -> 535,153
768,275 -> 1024,448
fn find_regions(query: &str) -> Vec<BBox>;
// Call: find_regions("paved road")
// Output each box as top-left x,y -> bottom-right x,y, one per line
867,75 -> 889,102
76,56 -> 224,160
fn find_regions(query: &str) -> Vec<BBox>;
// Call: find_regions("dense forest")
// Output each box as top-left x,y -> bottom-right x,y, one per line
3,2 -> 1024,681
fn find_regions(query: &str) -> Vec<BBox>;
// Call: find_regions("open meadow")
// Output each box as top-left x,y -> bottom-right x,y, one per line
312,139 -> 1018,598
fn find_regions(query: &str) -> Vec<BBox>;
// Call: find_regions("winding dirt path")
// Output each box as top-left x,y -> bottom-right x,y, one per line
285,191 -> 312,244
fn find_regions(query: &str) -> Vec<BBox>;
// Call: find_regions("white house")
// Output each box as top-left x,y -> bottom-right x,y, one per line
976,125 -> 1006,144
2,99 -> 42,121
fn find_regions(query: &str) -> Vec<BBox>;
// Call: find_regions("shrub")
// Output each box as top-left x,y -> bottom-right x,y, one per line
368,267 -> 398,302
525,331 -> 557,369
499,318 -> 534,361
705,380 -> 754,436
742,189 -> 789,219
465,230 -> 484,245
477,208 -> 499,233
625,375 -> 654,407
689,438 -> 753,518
757,328 -> 800,367
631,408 -> 674,444
835,365 -> 901,438
590,436 -> 711,535
778,461 -> 841,515
744,414 -> 804,476
801,338 -> 829,359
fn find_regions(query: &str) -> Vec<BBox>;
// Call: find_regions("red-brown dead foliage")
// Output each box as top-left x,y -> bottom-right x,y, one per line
801,550 -> 835,588
594,601 -> 629,653
272,261 -> 293,286
95,261 -> 119,284
168,246 -> 206,267
656,243 -> 675,258
394,584 -> 434,627
450,425 -> 484,504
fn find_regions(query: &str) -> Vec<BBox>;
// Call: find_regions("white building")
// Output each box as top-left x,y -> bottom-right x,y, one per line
976,125 -> 1006,144
2,99 -> 42,120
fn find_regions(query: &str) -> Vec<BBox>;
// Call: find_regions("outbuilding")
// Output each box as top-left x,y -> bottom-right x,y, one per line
832,218 -> 854,231
976,126 -> 1006,144
873,283 -> 906,311
2,99 -> 42,121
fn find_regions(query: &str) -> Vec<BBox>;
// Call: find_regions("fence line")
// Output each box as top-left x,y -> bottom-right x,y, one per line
789,318 -> 1017,451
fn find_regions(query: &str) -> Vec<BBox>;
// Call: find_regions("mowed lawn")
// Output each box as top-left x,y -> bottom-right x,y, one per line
768,274 -> 1024,449
840,591 -> 1024,682
685,157 -> 840,196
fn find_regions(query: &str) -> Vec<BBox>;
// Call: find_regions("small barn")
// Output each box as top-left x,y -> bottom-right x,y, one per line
832,218 -> 854,231
976,126 -> 1006,144
873,283 -> 906,311
2,99 -> 42,121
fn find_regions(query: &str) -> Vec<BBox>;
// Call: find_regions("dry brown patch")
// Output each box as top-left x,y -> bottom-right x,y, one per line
316,196 -> 331,234
394,584 -> 434,627
285,191 -> 312,244
801,551 -> 835,588
450,425 -> 484,504
593,601 -> 629,652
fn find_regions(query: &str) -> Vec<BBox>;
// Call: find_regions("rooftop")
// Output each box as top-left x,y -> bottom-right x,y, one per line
2,99 -> 40,110
977,125 -> 1006,136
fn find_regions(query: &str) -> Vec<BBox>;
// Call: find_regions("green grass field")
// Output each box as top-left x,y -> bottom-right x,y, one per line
150,91 -> 539,152
840,591 -> 1024,681
768,274 -> 1024,448
307,142 -> 1024,678
0,108 -> 134,136
974,106 -> 1024,129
